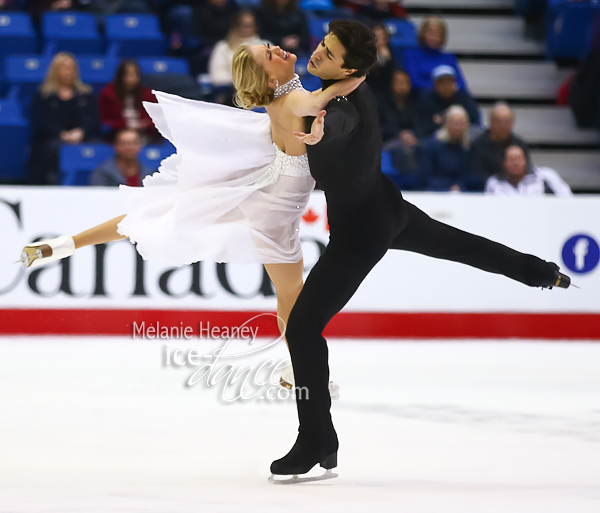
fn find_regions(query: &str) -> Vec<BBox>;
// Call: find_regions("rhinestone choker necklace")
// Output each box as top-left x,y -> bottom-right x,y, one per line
274,74 -> 305,100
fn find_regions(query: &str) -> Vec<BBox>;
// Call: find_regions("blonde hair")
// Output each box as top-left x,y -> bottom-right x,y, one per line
232,45 -> 274,110
436,105 -> 470,149
40,52 -> 91,98
418,16 -> 448,48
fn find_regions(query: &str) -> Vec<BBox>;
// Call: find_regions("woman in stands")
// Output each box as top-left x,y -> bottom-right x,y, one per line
19,42 -> 362,396
98,59 -> 160,144
28,52 -> 100,185
209,11 -> 267,105
403,16 -> 467,91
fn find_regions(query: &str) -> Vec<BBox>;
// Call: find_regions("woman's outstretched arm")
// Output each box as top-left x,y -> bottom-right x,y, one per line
283,76 -> 365,118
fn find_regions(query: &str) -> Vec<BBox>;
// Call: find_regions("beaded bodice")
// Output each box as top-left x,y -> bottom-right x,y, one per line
270,144 -> 311,178
274,74 -> 308,100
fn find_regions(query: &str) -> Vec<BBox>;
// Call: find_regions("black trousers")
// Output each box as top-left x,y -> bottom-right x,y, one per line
285,198 -> 556,450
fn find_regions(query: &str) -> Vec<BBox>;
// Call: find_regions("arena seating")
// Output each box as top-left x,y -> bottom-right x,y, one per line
105,14 -> 167,58
42,12 -> 104,55
0,2 -> 598,190
0,97 -> 29,181
546,0 -> 600,60
137,57 -> 190,76
59,143 -> 176,186
0,12 -> 37,62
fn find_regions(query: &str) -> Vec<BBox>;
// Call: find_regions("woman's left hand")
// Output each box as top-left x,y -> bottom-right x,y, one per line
294,110 -> 326,145
338,76 -> 366,97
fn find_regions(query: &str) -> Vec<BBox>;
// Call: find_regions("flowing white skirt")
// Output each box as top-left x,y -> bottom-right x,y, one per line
116,91 -> 316,266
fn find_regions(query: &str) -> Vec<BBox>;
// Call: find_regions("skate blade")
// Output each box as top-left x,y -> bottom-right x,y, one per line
14,252 -> 38,267
269,469 -> 338,485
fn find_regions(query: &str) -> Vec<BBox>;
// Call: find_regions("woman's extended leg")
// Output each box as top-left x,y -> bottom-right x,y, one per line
263,260 -> 305,342
73,215 -> 128,248
20,215 -> 129,268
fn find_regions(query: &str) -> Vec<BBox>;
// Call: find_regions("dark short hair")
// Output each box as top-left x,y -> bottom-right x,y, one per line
328,20 -> 377,77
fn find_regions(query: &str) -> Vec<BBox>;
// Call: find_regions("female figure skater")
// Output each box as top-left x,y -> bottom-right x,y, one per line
18,44 -> 362,396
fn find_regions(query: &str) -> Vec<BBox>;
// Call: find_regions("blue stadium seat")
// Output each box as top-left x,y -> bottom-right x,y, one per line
300,0 -> 335,10
60,144 -> 114,186
137,57 -> 190,76
105,15 -> 167,57
380,151 -> 397,176
0,98 -> 30,182
0,13 -> 37,61
139,143 -> 176,170
384,19 -> 417,48
546,1 -> 599,60
308,18 -> 331,42
42,12 -> 104,55
78,56 -> 119,95
5,56 -> 51,105
295,56 -> 308,75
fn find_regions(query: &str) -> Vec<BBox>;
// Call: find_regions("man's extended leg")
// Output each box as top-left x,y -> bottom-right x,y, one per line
390,201 -> 559,287
270,239 -> 388,475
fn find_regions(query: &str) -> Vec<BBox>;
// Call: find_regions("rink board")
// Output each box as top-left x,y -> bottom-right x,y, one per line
1,187 -> 599,338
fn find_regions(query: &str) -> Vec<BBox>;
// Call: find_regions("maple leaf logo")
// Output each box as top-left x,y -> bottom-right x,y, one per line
302,208 -> 319,224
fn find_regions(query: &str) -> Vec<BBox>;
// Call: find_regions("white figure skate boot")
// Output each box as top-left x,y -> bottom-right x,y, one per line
280,362 -> 340,400
17,236 -> 76,268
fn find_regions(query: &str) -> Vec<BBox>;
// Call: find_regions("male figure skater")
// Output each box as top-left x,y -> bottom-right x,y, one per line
270,20 -> 571,482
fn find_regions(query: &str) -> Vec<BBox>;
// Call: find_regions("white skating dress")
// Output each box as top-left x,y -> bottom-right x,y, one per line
116,76 -> 315,266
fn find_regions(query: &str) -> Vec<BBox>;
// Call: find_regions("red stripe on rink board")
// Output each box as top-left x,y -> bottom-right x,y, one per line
0,309 -> 599,339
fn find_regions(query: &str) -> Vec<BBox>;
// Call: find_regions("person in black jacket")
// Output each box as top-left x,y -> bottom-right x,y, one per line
413,64 -> 480,139
470,102 -> 528,178
255,0 -> 310,54
365,23 -> 398,98
193,0 -> 239,48
269,20 -> 572,482
28,52 -> 100,185
379,69 -> 418,143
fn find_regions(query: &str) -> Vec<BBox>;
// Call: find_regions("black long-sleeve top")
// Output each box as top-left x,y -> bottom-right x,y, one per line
305,80 -> 400,232
413,89 -> 480,139
30,89 -> 100,143
193,1 -> 239,46
378,90 -> 419,141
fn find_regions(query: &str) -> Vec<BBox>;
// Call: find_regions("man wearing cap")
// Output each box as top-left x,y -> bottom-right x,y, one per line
414,64 -> 480,139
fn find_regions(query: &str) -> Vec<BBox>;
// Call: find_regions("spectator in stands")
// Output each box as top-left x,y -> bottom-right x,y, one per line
91,128 -> 153,186
194,0 -> 240,48
28,52 -> 100,185
485,145 -> 573,196
418,105 -> 474,192
403,16 -> 467,91
342,0 -> 407,21
209,11 -> 266,105
98,59 -> 159,144
568,50 -> 600,130
379,69 -> 418,143
379,70 -> 420,185
83,0 -> 151,17
366,23 -> 398,98
413,65 -> 480,139
256,0 -> 311,54
471,102 -> 528,178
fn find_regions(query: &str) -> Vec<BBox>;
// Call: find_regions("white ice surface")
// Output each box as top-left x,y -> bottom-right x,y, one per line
0,337 -> 599,513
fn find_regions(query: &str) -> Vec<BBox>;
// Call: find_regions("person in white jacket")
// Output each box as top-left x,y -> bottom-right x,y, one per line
209,10 -> 268,104
485,144 -> 573,196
